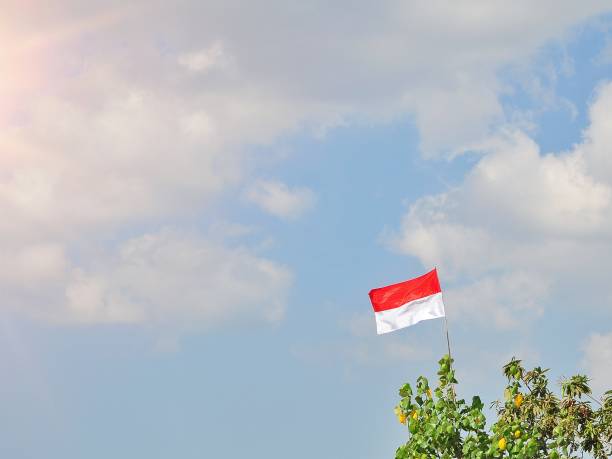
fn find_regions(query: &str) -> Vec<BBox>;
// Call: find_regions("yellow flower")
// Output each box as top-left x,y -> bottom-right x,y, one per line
514,393 -> 524,408
412,410 -> 418,420
514,430 -> 521,438
498,437 -> 507,451
394,406 -> 407,424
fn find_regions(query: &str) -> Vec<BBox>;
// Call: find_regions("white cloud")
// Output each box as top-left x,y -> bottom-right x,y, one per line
2,1 -> 612,331
390,81 -> 612,329
4,229 -> 292,330
578,81 -> 612,182
3,1 -> 611,158
245,180 -> 316,220
444,272 -> 549,330
582,332 -> 612,395
178,41 -> 227,73
0,243 -> 68,287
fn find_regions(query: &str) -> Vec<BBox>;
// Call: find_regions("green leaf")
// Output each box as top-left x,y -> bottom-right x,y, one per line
471,396 -> 484,410
399,383 -> 413,397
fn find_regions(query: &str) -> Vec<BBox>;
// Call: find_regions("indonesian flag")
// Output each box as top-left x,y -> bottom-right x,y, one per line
368,269 -> 445,334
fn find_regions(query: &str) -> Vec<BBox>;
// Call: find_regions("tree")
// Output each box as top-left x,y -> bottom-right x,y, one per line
394,355 -> 612,459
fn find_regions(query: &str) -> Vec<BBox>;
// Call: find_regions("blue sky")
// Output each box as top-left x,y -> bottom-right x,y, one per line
2,2 -> 612,458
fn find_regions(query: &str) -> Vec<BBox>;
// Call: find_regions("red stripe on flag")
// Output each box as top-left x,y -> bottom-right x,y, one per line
368,269 -> 441,312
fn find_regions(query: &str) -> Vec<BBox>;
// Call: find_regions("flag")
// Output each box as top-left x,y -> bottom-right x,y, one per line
368,268 -> 445,334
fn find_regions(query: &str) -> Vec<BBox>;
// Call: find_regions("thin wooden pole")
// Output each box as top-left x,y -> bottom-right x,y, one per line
443,314 -> 452,361
440,292 -> 453,360
441,293 -> 455,399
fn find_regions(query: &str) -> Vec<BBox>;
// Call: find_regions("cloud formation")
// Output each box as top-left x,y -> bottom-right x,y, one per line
245,180 -> 316,220
391,82 -> 612,329
2,229 -> 292,329
63,229 -> 291,327
2,1 -> 612,332
582,332 -> 612,395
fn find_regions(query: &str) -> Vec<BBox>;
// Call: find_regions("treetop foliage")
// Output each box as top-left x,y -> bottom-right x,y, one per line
394,355 -> 612,459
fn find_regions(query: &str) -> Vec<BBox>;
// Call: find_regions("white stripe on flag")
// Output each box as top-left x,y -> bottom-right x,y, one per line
374,292 -> 445,335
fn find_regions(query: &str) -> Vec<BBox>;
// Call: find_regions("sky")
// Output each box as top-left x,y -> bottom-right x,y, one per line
2,1 -> 612,458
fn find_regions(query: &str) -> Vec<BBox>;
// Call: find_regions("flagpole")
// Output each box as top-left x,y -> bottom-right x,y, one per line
439,290 -> 453,358
443,314 -> 452,361
441,292 -> 455,399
